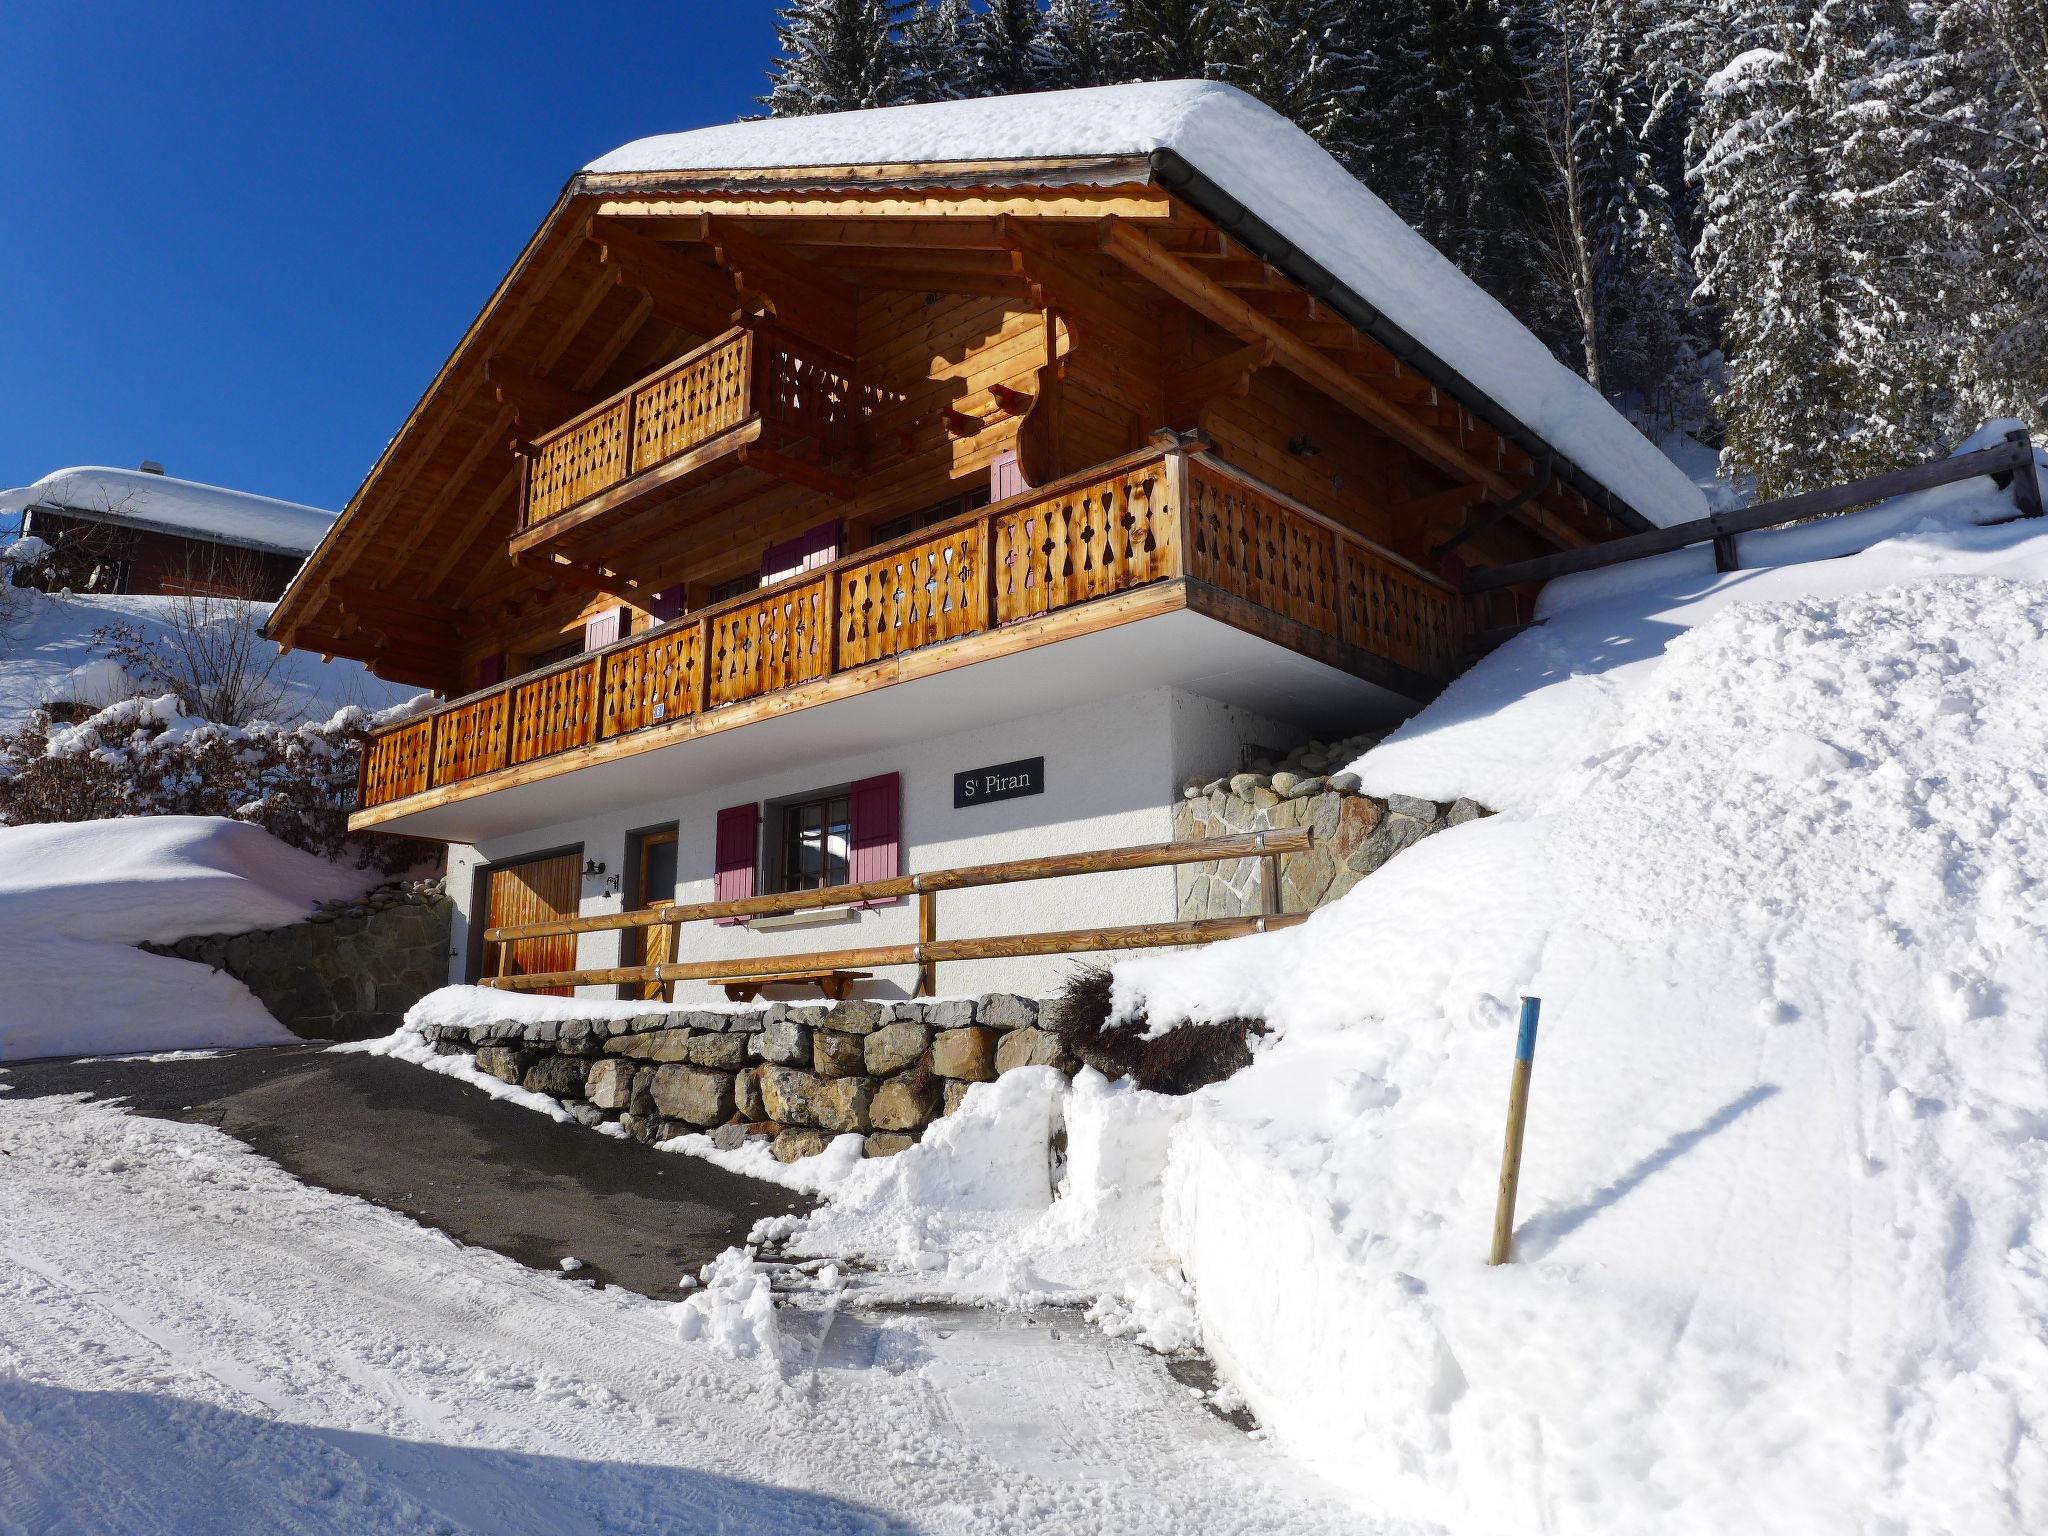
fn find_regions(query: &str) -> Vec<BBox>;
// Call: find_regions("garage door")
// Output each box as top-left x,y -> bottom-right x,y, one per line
480,851 -> 581,996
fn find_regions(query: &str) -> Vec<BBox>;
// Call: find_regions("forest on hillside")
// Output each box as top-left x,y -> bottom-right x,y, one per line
763,0 -> 2048,498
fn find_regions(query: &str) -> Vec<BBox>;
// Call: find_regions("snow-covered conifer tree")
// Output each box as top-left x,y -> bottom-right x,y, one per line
1108,0 -> 1226,83
966,0 -> 1050,95
1215,0 -> 1366,156
1042,0 -> 1117,88
764,0 -> 907,116
900,0 -> 976,101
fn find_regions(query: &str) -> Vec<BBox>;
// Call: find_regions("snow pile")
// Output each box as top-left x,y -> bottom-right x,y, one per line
785,1068 -> 1196,1336
1101,489 -> 2048,1532
588,81 -> 1704,529
671,1248 -> 785,1364
0,816 -> 376,1060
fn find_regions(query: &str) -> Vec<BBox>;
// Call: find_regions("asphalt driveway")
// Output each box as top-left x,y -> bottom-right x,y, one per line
1,1045 -> 809,1298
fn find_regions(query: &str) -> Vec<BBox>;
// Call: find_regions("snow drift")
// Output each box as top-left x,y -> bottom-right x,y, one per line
1107,484 -> 2048,1532
0,816 -> 376,1059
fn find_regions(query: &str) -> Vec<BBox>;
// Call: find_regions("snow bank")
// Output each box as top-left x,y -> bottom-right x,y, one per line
0,817 -> 376,1060
789,1068 -> 1197,1336
0,585 -> 415,730
1108,501 -> 2048,1532
588,81 -> 1704,529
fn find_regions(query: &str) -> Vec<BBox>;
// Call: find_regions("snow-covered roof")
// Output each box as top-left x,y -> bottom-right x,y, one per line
588,81 -> 1708,529
0,466 -> 336,556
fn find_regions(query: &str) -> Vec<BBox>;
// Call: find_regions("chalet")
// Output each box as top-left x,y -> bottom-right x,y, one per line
268,81 -> 1706,1001
0,464 -> 335,599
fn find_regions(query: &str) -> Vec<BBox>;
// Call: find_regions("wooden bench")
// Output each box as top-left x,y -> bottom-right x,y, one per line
720,968 -> 871,1003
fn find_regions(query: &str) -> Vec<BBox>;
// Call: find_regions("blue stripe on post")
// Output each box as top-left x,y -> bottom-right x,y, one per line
1515,996 -> 1542,1063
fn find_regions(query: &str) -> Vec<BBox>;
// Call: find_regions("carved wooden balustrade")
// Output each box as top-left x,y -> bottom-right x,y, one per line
523,324 -> 858,530
359,449 -> 1471,812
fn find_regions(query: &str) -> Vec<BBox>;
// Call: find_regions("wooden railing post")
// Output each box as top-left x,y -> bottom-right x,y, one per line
821,564 -> 840,678
980,511 -> 999,630
1170,447 -> 1193,581
695,615 -> 713,716
916,884 -> 937,997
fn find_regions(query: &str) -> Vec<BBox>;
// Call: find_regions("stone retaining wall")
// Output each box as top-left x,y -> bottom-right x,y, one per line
144,880 -> 453,1041
1174,773 -> 1486,918
418,994 -> 1071,1162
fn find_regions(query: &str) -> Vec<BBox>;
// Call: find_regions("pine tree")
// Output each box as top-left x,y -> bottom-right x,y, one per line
1108,0 -> 1227,83
1345,1 -> 1562,352
1521,0 -> 1708,424
901,0 -> 976,101
1892,0 -> 2048,439
1687,0 -> 1945,492
763,0 -> 907,116
1215,0 -> 1365,155
1042,0 -> 1117,88
967,0 -> 1050,95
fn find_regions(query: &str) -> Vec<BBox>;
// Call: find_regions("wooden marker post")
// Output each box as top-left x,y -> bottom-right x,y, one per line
1488,996 -> 1542,1266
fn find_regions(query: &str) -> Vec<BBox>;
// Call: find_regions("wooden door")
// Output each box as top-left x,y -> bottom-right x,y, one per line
632,828 -> 680,1001
482,851 -> 581,996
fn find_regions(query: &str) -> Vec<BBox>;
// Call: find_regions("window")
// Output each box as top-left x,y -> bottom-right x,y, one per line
518,638 -> 581,676
708,572 -> 756,606
716,772 -> 898,906
870,486 -> 991,547
773,790 -> 853,894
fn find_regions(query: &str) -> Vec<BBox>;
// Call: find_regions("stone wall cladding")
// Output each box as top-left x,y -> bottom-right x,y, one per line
418,994 -> 1077,1162
1173,749 -> 1488,918
142,880 -> 453,1041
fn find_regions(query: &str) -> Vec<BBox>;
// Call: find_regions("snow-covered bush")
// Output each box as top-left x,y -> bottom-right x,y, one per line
0,695 -> 419,874
90,580 -> 288,727
0,533 -> 52,628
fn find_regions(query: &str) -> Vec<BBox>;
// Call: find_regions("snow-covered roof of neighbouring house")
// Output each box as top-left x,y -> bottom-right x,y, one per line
0,466 -> 336,556
587,81 -> 1708,529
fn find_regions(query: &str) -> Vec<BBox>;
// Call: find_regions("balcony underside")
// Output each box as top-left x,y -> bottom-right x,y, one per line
508,418 -> 782,566
351,581 -> 1423,843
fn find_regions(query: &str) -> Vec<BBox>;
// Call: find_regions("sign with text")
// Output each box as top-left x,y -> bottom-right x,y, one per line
953,756 -> 1044,809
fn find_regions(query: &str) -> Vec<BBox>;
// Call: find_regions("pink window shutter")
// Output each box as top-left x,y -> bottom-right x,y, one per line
848,772 -> 901,889
713,803 -> 759,922
990,450 -> 1030,502
761,519 -> 843,585
582,606 -> 624,652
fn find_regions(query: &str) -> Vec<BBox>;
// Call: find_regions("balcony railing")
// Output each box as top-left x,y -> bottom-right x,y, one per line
360,448 -> 1470,814
521,324 -> 858,533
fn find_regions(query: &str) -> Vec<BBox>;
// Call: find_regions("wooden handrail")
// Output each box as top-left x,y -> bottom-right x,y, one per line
484,827 -> 1311,942
484,913 -> 1309,994
478,827 -> 1314,996
1464,432 -> 2041,593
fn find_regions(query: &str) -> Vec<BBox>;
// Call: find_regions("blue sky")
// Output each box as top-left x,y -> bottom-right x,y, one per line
0,1 -> 774,515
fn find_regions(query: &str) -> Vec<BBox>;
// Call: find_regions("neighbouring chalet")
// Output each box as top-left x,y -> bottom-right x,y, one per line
1,464 -> 336,599
268,81 -> 1706,1002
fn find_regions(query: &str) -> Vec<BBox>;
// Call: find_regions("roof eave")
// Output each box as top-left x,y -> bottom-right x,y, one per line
1143,148 -> 1656,536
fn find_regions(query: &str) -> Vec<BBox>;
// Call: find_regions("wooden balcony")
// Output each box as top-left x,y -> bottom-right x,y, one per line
511,323 -> 859,562
359,448 -> 1473,819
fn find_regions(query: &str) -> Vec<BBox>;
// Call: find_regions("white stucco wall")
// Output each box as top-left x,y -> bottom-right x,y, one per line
447,685 -> 1293,1001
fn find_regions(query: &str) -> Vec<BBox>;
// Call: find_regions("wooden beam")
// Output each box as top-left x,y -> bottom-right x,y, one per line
484,358 -> 592,434
1405,482 -> 1488,524
738,442 -> 854,499
1165,339 -> 1275,427
704,218 -> 857,355
584,214 -> 736,339
510,551 -> 643,607
1099,219 -> 1519,502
